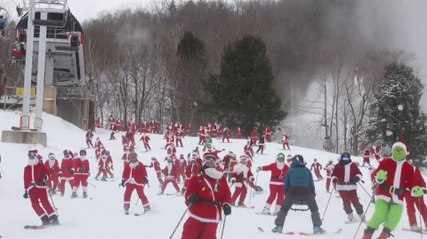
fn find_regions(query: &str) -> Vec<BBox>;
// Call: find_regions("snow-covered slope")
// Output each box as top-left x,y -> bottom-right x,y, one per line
0,110 -> 420,238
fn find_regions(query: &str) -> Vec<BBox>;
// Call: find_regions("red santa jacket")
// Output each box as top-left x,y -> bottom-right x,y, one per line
261,162 -> 289,186
149,160 -> 162,178
122,161 -> 148,186
163,163 -> 178,180
331,162 -> 362,191
231,164 -> 254,188
310,162 -> 323,171
371,158 -> 415,204
324,163 -> 334,178
60,157 -> 75,179
44,159 -> 60,177
185,173 -> 231,223
24,161 -> 50,192
74,157 -> 90,176
140,135 -> 150,144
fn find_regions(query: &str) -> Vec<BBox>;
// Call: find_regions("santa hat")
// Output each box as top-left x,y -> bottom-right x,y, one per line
28,149 -> 38,158
392,142 -> 407,152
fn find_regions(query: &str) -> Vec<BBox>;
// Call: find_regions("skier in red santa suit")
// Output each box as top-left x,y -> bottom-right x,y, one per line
140,133 -> 151,151
58,150 -> 75,197
230,155 -> 254,207
185,154 -> 201,179
85,129 -> 94,148
264,127 -> 272,142
234,126 -> 242,139
244,140 -> 254,158
250,128 -> 258,145
44,153 -> 60,194
331,152 -> 364,223
282,133 -> 290,150
324,160 -> 334,193
371,145 -> 381,162
176,154 -> 188,184
310,158 -> 323,180
105,151 -> 114,179
176,129 -> 184,147
120,152 -> 150,214
24,150 -> 59,225
362,146 -> 371,167
404,160 -> 427,231
95,152 -> 108,181
72,149 -> 90,198
181,155 -> 232,239
159,158 -> 180,195
256,135 -> 266,154
257,152 -> 289,215
147,157 -> 163,185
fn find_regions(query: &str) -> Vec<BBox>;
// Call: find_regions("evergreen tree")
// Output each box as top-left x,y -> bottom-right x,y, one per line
366,63 -> 427,165
205,35 -> 285,135
175,32 -> 207,125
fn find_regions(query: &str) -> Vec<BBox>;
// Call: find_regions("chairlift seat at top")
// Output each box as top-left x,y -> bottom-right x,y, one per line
31,0 -> 68,27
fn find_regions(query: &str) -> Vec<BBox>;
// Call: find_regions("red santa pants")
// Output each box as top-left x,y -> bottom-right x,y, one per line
28,187 -> 55,217
46,173 -> 59,190
363,157 -> 371,166
283,142 -> 290,149
58,178 -> 74,194
124,184 -> 149,208
266,134 -> 271,142
231,184 -> 248,205
198,136 -> 205,145
314,170 -> 323,180
266,184 -> 285,206
405,194 -> 427,227
74,174 -> 89,187
222,135 -> 230,142
182,217 -> 218,239
161,179 -> 180,192
176,139 -> 183,147
143,143 -> 151,150
338,190 -> 364,215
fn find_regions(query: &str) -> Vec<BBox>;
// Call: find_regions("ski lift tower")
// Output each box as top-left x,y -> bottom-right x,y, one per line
2,0 -> 69,146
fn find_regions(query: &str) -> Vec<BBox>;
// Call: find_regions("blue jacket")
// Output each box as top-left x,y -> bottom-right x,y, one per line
284,159 -> 315,196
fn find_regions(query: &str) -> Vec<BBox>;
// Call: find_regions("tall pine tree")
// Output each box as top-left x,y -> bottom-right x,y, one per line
366,63 -> 427,165
205,35 -> 285,135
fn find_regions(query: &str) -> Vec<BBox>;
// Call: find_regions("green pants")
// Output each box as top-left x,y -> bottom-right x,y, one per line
367,198 -> 403,231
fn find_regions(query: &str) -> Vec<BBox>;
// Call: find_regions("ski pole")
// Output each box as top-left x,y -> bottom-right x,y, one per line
352,198 -> 373,239
135,198 -> 140,206
419,197 -> 424,239
169,207 -> 188,239
88,181 -> 96,188
220,215 -> 227,239
321,187 -> 334,221
248,171 -> 259,207
48,189 -> 59,213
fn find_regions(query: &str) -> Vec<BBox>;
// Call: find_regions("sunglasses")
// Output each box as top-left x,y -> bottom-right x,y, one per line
28,152 -> 37,158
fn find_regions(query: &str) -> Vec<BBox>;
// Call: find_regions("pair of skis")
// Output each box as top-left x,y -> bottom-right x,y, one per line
257,226 -> 343,236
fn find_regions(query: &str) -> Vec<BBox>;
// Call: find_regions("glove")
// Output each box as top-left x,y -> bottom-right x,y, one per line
111,165 -> 114,170
78,167 -> 85,172
159,178 -> 164,184
181,188 -> 186,194
119,179 -> 126,187
230,178 -> 236,184
411,186 -> 426,197
70,168 -> 75,174
143,176 -> 149,185
256,167 -> 261,173
223,204 -> 232,215
23,191 -> 28,199
250,177 -> 255,182
188,193 -> 198,204
350,177 -> 360,184
332,178 -> 338,184
57,173 -> 62,178
376,170 -> 387,183
40,173 -> 47,181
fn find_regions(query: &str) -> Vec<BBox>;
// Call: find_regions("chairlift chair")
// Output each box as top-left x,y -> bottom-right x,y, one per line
31,0 -> 68,27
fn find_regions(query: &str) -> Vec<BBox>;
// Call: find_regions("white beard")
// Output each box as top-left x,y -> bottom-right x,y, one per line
234,164 -> 248,177
276,161 -> 285,170
28,158 -> 39,166
204,168 -> 223,179
129,161 -> 139,168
